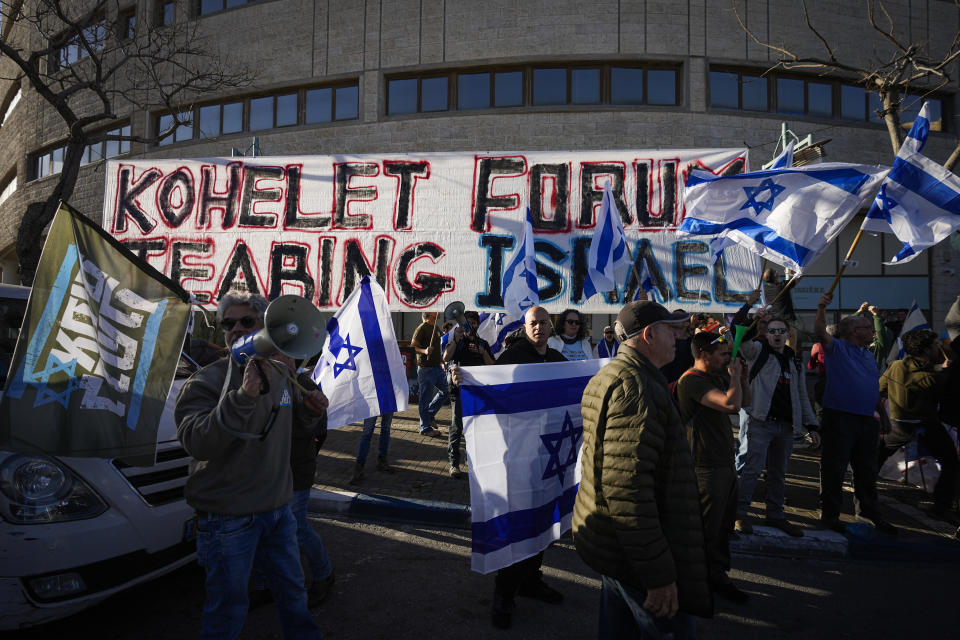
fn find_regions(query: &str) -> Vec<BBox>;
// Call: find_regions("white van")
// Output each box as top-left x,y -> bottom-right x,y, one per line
0,284 -> 197,630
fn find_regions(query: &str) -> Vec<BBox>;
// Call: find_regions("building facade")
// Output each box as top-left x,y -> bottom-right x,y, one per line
1,0 -> 958,336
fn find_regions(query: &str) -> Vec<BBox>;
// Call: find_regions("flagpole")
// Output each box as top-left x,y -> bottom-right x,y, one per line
826,228 -> 865,295
742,274 -> 803,333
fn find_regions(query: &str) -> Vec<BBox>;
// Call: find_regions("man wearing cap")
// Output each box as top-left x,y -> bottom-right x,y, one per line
410,311 -> 447,436
574,301 -> 712,639
593,325 -> 620,358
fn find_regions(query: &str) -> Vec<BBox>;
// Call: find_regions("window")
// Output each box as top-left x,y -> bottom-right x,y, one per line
31,124 -> 129,180
571,68 -> 601,104
154,82 -> 360,145
158,1 -> 175,25
387,78 -> 417,115
647,69 -> 677,106
0,173 -> 16,206
50,18 -> 106,72
458,72 -> 490,110
494,72 -> 523,107
0,87 -> 21,126
420,77 -> 448,112
611,67 -> 644,105
198,0 -> 259,16
118,8 -> 136,39
532,68 -> 566,105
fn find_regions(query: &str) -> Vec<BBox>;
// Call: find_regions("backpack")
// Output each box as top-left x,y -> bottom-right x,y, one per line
748,344 -> 802,384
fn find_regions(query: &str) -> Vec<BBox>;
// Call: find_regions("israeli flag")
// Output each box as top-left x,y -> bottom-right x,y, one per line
460,359 -> 607,574
860,102 -> 960,265
680,161 -> 888,273
501,206 -> 539,318
886,301 -> 930,366
311,276 -> 409,429
586,182 -> 631,297
768,140 -> 795,169
476,312 -> 523,357
635,258 -> 655,301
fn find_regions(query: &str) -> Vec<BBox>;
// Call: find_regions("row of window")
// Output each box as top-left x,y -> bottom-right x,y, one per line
709,68 -> 944,130
35,125 -> 131,180
387,65 -> 680,115
156,83 -> 359,145
0,174 -> 16,206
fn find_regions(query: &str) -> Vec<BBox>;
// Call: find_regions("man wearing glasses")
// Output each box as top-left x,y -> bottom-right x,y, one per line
814,292 -> 896,535
176,293 -> 328,638
734,315 -> 819,538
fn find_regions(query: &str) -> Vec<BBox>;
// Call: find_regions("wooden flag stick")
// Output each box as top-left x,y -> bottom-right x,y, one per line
826,228 -> 866,295
743,273 -> 803,334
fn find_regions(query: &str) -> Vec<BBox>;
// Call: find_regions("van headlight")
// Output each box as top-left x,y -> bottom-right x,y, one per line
0,455 -> 107,523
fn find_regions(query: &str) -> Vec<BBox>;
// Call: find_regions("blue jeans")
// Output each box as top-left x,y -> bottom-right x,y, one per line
196,504 -> 321,639
358,413 -> 393,464
290,489 -> 332,582
417,366 -> 448,431
735,411 -> 794,519
599,576 -> 696,639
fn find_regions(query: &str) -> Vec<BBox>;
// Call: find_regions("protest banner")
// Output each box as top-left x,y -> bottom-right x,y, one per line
103,149 -> 761,312
1,203 -> 192,465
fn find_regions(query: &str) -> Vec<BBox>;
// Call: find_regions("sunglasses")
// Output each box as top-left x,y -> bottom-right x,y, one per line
220,315 -> 256,331
566,319 -> 581,325
767,327 -> 788,335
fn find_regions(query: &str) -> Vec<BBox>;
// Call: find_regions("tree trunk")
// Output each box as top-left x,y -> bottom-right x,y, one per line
881,91 -> 903,156
15,139 -> 85,286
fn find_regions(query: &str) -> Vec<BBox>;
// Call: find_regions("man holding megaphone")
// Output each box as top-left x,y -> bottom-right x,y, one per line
175,293 -> 328,639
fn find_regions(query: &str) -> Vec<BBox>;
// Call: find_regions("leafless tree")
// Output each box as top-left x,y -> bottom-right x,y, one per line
0,0 -> 252,285
733,0 -> 960,163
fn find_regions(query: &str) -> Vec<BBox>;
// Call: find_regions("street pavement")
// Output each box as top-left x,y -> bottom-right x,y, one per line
313,405 -> 960,561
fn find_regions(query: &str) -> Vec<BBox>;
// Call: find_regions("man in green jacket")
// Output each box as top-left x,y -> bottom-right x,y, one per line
574,301 -> 711,639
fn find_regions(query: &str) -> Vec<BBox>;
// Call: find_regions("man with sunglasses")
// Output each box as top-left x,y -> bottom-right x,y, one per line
815,292 -> 896,535
176,293 -> 329,639
734,315 -> 819,538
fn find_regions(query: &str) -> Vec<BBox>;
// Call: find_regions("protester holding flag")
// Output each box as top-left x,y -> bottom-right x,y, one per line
442,309 -> 494,479
878,329 -> 958,521
547,309 -> 593,361
676,332 -> 751,604
410,311 -> 447,437
815,292 -> 896,535
175,293 -> 328,639
592,325 -> 619,358
574,300 -> 711,638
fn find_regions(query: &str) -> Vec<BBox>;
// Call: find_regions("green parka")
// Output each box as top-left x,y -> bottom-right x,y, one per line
572,345 -> 713,617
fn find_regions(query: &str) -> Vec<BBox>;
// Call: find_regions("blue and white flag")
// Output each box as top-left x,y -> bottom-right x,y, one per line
586,183 -> 631,297
861,102 -> 960,265
680,162 -> 888,273
768,140 -> 795,169
312,276 -> 408,429
501,206 -> 539,318
476,312 -> 522,357
635,258 -> 655,301
886,301 -> 930,365
460,358 -> 607,574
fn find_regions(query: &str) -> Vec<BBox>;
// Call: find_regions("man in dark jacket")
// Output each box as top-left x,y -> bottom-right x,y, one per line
574,301 -> 711,639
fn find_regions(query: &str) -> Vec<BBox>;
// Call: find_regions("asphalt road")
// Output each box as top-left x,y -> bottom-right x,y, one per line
9,515 -> 959,639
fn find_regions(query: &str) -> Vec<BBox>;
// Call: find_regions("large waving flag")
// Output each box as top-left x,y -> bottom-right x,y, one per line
861,102 -> 960,265
476,312 -> 522,357
0,202 -> 192,465
586,183 -> 631,297
680,162 -> 888,273
501,206 -> 539,318
886,301 -> 930,365
312,275 -> 408,428
460,358 -> 606,574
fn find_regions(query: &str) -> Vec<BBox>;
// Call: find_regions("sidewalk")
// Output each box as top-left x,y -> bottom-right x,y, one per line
310,406 -> 960,561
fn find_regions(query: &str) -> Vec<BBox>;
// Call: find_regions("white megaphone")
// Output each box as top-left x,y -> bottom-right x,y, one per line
231,295 -> 326,363
443,300 -> 471,332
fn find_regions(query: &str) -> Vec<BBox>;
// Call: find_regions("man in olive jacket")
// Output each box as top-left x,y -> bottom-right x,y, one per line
573,301 -> 712,639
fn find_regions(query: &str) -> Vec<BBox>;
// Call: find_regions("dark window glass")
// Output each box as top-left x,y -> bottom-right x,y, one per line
175,112 -> 193,142
777,78 -> 804,114
532,68 -> 566,105
36,154 -> 47,179
198,105 -> 220,138
869,92 -> 883,122
571,68 -> 601,104
80,145 -> 90,165
119,125 -> 131,154
335,85 -> 358,120
226,0 -> 246,8
494,72 -> 523,107
51,148 -> 63,174
709,71 -> 738,109
276,93 -> 297,127
249,96 -> 273,131
158,114 -> 174,145
388,78 -> 417,115
306,88 -> 332,123
742,75 -> 767,111
88,141 -> 103,163
611,67 -> 643,105
421,77 -> 448,112
808,82 -> 832,117
926,98 -> 943,131
840,84 -> 865,120
160,1 -> 175,25
106,136 -> 119,157
222,102 -> 243,133
200,1 -> 223,15
647,69 -> 677,105
458,72 -> 490,110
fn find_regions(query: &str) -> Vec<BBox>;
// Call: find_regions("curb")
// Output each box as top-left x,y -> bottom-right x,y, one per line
730,525 -> 849,559
309,487 -> 471,529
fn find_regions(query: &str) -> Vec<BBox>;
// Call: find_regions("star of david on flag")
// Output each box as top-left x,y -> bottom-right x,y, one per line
458,358 -> 605,574
501,205 -> 540,319
860,102 -> 960,265
312,276 -> 408,429
679,160 -> 888,273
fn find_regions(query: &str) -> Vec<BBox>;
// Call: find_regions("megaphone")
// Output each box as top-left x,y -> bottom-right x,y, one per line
443,300 -> 471,332
231,295 -> 326,363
